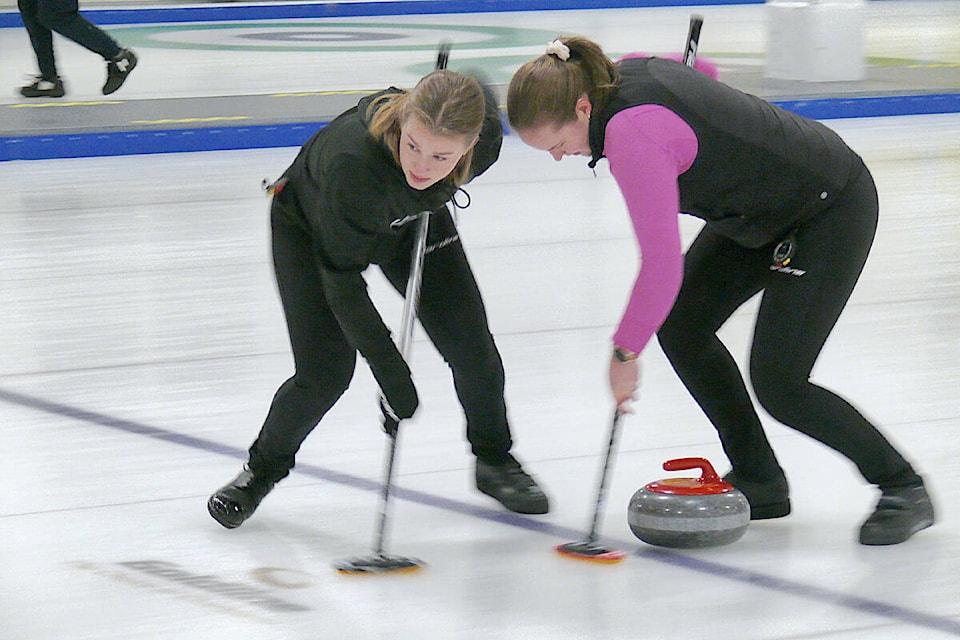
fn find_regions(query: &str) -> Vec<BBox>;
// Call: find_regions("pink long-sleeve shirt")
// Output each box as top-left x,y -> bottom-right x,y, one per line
606,104 -> 697,355
606,54 -> 716,356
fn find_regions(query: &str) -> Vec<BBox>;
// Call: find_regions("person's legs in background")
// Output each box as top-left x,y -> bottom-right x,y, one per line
18,0 -> 137,97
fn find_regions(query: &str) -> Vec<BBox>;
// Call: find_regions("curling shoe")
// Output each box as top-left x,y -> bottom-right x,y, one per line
102,49 -> 137,95
20,76 -> 65,98
207,466 -> 276,529
859,482 -> 935,546
476,454 -> 549,515
723,470 -> 791,520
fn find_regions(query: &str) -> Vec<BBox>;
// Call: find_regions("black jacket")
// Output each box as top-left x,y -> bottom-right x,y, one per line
270,83 -> 502,407
589,57 -> 864,248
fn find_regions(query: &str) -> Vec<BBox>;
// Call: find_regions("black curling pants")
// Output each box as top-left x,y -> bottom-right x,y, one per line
248,202 -> 513,480
18,0 -> 121,80
657,163 -> 919,489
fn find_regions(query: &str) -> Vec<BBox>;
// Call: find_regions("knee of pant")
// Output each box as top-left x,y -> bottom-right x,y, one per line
442,333 -> 499,368
657,319 -> 706,361
315,370 -> 352,393
450,350 -> 504,387
36,7 -> 74,27
655,323 -> 681,358
473,341 -> 503,369
751,364 -> 807,424
291,370 -> 350,409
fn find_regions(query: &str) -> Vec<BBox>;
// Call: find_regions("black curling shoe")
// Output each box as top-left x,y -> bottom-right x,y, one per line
102,49 -> 137,95
207,466 -> 276,529
723,470 -> 791,520
859,482 -> 935,546
20,76 -> 65,98
476,454 -> 549,515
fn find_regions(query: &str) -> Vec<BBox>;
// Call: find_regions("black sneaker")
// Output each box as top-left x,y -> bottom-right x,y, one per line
207,466 -> 276,529
20,76 -> 65,98
724,470 -> 791,520
859,483 -> 935,545
102,49 -> 137,95
476,454 -> 549,514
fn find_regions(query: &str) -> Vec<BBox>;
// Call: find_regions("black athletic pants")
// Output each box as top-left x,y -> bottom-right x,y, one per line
18,0 -> 121,80
248,201 -> 513,480
657,162 -> 920,489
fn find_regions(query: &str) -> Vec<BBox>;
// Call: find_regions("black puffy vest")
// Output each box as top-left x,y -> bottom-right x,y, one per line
589,57 -> 863,247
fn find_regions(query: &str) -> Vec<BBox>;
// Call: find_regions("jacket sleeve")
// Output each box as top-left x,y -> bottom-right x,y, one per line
466,76 -> 503,181
319,265 -> 418,419
311,157 -> 419,418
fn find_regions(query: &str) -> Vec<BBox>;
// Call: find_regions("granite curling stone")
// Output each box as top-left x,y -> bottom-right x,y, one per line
628,457 -> 749,549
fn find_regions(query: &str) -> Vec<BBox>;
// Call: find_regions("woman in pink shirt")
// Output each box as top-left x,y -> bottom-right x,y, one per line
507,35 -> 934,546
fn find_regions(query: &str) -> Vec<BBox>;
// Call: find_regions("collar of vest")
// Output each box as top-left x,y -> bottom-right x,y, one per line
587,111 -> 606,169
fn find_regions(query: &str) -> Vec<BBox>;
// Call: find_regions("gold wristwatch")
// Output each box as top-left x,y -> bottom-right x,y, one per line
613,346 -> 638,363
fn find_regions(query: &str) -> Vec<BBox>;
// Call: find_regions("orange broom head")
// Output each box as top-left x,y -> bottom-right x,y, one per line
555,542 -> 627,564
335,555 -> 426,575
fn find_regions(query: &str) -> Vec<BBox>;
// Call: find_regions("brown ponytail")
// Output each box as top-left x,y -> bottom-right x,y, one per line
507,36 -> 619,132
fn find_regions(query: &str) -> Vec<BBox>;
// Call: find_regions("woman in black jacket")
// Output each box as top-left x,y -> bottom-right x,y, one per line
208,69 -> 549,529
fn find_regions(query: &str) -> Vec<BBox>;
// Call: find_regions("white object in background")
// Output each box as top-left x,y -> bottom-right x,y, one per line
766,0 -> 866,82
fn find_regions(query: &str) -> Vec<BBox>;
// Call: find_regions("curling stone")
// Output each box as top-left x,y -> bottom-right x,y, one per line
628,457 -> 749,549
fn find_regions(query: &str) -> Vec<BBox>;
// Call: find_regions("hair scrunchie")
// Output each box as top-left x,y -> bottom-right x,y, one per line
545,39 -> 571,61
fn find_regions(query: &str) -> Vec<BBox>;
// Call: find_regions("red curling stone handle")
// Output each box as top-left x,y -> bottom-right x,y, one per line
662,457 -> 720,484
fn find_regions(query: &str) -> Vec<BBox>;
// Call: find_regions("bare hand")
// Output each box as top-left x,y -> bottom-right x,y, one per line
609,355 -> 640,413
